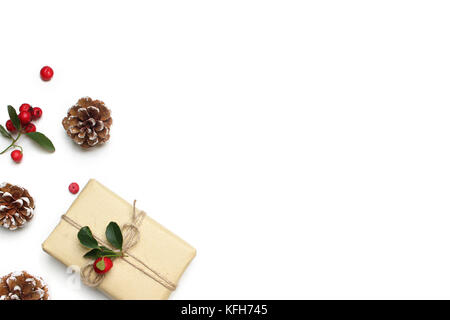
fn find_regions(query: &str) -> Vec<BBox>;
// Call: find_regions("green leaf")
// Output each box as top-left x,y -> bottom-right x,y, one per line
105,222 -> 123,250
7,105 -> 20,131
85,246 -> 120,259
95,258 -> 106,271
77,226 -> 99,249
83,248 -> 102,259
0,125 -> 11,139
99,246 -> 119,256
25,132 -> 55,152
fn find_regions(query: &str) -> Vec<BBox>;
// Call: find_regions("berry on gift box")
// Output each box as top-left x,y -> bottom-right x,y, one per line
93,257 -> 113,274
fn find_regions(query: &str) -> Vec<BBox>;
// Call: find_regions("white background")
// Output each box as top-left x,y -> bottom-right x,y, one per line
0,0 -> 449,299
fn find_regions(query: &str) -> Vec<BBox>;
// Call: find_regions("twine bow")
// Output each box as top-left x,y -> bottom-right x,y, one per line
61,200 -> 177,291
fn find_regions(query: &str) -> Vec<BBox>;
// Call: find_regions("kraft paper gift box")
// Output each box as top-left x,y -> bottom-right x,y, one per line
42,179 -> 196,300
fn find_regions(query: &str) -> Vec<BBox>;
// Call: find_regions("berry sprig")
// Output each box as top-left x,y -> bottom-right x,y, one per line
0,105 -> 55,162
77,222 -> 124,274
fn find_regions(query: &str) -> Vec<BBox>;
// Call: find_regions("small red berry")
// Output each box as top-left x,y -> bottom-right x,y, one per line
32,107 -> 42,120
11,150 -> 23,163
40,66 -> 54,81
69,182 -> 79,194
18,111 -> 31,125
5,120 -> 16,132
19,103 -> 33,113
93,257 -> 113,274
25,123 -> 36,133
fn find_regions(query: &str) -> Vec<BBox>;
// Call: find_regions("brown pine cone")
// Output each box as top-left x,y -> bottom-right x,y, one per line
0,271 -> 49,300
0,183 -> 34,231
62,97 -> 112,148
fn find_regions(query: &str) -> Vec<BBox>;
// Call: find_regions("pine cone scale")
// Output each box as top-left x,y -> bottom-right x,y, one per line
95,121 -> 104,132
87,106 -> 100,118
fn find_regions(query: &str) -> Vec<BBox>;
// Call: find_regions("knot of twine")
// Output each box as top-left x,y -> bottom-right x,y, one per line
61,200 -> 177,291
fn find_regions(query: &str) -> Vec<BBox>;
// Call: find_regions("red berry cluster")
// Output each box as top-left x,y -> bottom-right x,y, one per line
1,67 -> 55,164
5,104 -> 43,163
6,104 -> 42,135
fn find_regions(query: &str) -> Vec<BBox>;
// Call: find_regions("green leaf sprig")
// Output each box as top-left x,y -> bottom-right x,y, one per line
78,222 -> 125,259
0,105 -> 55,155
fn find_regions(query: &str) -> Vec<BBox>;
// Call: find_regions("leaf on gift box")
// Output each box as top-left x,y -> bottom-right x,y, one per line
0,125 -> 11,139
100,245 -> 115,252
25,132 -> 55,152
85,247 -> 120,259
106,222 -> 123,250
78,226 -> 99,249
99,246 -> 119,256
7,105 -> 20,131
84,248 -> 102,259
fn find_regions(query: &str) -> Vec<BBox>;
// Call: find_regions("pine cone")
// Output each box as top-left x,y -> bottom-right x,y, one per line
0,271 -> 49,300
62,97 -> 112,148
0,183 -> 34,231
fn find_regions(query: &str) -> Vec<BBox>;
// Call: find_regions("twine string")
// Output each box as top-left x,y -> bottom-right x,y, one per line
61,200 -> 176,291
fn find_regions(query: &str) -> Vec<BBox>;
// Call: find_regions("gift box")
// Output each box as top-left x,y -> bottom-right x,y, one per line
42,179 -> 196,300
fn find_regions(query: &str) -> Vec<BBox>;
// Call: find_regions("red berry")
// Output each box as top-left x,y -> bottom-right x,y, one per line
18,111 -> 31,125
19,103 -> 32,113
10,150 -> 22,163
32,107 -> 42,120
93,257 -> 113,274
5,120 -> 16,132
40,66 -> 53,81
69,182 -> 79,194
25,123 -> 36,133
